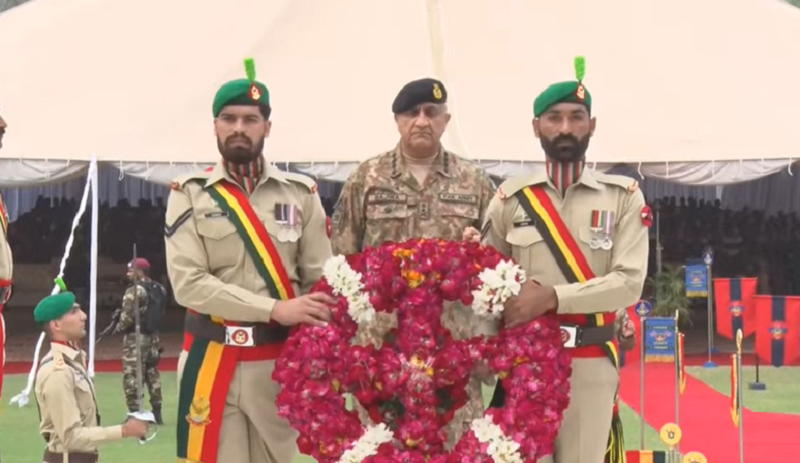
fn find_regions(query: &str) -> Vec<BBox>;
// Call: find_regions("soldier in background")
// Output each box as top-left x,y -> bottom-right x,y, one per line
331,78 -> 496,447
113,257 -> 165,424
34,290 -> 148,463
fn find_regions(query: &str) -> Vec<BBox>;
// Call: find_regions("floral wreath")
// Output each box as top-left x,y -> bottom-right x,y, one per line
273,239 -> 572,463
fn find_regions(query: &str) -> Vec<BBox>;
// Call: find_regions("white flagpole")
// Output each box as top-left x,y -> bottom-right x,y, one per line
88,156 -> 99,377
9,159 -> 96,407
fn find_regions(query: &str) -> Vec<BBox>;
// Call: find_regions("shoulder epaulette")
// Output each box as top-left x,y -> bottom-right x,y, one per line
51,351 -> 65,370
495,174 -> 540,199
281,171 -> 318,194
594,172 -> 640,193
169,170 -> 212,190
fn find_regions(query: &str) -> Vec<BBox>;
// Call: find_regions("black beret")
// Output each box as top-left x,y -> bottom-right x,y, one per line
391,78 -> 448,114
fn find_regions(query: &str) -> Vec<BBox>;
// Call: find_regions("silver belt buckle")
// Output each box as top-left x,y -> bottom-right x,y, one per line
560,325 -> 579,348
225,326 -> 255,347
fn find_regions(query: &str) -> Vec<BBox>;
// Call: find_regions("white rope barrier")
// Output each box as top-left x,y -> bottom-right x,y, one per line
9,158 -> 97,407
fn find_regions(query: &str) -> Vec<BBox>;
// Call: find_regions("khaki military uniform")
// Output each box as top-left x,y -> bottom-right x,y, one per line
166,160 -> 331,463
481,168 -> 649,463
331,146 -> 496,446
34,342 -> 123,463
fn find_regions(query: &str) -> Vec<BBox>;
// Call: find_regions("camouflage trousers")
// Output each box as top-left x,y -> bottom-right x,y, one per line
122,333 -> 163,411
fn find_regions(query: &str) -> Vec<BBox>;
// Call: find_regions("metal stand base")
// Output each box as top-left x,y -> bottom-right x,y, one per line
748,382 -> 767,391
703,360 -> 717,368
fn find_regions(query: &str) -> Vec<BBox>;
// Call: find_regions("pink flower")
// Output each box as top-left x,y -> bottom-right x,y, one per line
272,239 -> 572,463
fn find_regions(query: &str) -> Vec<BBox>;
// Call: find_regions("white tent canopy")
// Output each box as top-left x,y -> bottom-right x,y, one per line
1,0 -> 799,187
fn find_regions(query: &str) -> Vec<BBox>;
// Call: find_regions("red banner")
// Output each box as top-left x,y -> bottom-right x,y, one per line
754,296 -> 800,367
713,278 -> 757,340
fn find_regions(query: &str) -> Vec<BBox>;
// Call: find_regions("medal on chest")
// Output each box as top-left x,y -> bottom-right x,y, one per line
589,210 -> 616,250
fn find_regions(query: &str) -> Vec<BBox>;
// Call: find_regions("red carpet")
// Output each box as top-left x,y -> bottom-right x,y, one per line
619,363 -> 800,462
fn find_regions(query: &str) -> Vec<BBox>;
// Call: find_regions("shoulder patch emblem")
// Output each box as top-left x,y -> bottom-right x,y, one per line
641,205 -> 654,228
311,183 -> 318,194
170,181 -> 180,190
326,216 -> 332,238
627,180 -> 639,193
496,187 -> 506,200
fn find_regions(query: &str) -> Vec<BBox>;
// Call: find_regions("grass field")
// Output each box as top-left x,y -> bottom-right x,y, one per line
0,373 -> 668,462
1,367 -> 796,462
686,365 -> 800,415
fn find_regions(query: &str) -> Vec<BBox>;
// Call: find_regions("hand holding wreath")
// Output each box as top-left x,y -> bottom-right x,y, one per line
273,239 -> 572,463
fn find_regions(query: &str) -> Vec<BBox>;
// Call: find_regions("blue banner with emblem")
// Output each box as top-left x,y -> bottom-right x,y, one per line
644,317 -> 676,362
685,264 -> 708,298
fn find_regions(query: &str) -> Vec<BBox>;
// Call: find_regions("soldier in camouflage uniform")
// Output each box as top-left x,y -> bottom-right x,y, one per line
114,257 -> 164,424
331,78 -> 496,447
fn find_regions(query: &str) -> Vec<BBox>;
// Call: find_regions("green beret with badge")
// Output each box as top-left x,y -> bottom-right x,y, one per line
34,291 -> 76,323
392,78 -> 448,114
533,56 -> 592,117
212,58 -> 270,118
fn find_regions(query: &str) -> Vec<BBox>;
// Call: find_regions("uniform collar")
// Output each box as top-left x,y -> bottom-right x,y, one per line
527,164 -> 602,192
205,157 -> 289,189
51,341 -> 81,361
389,143 -> 451,179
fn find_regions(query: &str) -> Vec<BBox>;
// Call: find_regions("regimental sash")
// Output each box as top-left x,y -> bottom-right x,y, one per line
176,180 -> 297,463
624,450 -> 667,463
0,195 -> 7,234
515,186 -> 623,462
514,186 -> 618,365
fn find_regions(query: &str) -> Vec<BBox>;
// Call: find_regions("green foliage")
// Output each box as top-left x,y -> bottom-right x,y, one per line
646,265 -> 693,325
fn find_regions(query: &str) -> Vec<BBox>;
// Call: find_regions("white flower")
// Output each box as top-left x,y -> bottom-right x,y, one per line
323,255 -> 376,326
470,416 -> 523,463
471,260 -> 527,319
337,423 -> 394,463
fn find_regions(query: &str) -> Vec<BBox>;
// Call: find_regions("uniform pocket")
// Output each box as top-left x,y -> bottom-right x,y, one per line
505,227 -> 545,270
196,217 -> 240,268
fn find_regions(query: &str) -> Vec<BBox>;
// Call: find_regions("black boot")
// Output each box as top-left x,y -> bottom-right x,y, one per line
153,405 -> 164,425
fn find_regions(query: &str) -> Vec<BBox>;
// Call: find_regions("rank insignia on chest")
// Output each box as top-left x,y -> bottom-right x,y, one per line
589,210 -> 615,250
274,203 -> 299,242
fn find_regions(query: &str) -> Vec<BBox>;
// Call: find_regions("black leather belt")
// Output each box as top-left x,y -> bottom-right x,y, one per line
560,324 -> 615,348
184,312 -> 288,347
43,450 -> 98,463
